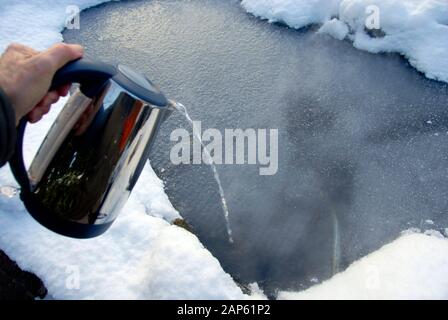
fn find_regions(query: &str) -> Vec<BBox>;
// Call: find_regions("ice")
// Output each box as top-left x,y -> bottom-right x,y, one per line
241,0 -> 448,299
242,0 -> 448,83
0,0 -> 251,299
278,233 -> 448,300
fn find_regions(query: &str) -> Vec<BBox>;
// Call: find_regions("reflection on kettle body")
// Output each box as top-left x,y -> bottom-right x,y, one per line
10,58 -> 172,238
33,82 -> 165,224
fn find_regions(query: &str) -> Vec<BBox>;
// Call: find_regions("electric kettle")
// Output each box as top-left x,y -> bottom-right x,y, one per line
9,57 -> 173,238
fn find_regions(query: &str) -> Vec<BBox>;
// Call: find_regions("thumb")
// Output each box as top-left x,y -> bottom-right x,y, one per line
37,43 -> 84,74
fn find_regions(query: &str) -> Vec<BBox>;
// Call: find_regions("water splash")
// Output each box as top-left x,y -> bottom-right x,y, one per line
170,101 -> 234,243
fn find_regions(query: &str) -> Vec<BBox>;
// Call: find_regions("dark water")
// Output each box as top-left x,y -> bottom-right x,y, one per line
64,0 -> 448,296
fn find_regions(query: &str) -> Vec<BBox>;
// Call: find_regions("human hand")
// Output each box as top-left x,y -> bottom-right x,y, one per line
0,43 -> 83,125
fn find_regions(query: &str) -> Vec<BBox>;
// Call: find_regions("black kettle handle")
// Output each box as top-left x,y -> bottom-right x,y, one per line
9,57 -> 116,191
50,57 -> 116,97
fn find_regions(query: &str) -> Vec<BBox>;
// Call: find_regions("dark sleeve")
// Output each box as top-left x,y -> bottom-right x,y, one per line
0,87 -> 17,167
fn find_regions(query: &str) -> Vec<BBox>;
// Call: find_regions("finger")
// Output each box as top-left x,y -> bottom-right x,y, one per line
28,97 -> 55,123
33,43 -> 84,74
37,91 -> 60,106
46,90 -> 60,104
30,91 -> 60,121
56,84 -> 72,97
27,108 -> 44,123
35,101 -> 52,115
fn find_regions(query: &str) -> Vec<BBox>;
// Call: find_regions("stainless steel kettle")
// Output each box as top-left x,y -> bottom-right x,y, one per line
9,57 -> 173,238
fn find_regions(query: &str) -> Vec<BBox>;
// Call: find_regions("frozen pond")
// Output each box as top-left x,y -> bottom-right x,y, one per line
64,0 -> 448,295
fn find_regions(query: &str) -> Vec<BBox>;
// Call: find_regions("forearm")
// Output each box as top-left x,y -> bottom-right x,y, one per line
0,87 -> 16,167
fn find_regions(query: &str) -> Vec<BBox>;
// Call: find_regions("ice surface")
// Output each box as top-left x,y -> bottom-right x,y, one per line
242,0 -> 448,83
241,0 -> 448,298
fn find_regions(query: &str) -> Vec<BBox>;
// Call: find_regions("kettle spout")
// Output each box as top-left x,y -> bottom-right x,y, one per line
167,99 -> 179,111
160,99 -> 178,123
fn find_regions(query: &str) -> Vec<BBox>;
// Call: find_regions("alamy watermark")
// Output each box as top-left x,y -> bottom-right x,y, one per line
170,122 -> 279,176
65,5 -> 80,30
65,265 -> 80,290
365,5 -> 381,30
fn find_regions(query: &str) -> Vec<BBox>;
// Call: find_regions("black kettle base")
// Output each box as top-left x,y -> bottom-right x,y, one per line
21,191 -> 113,239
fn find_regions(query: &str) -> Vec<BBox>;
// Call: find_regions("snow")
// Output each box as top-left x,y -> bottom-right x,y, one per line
0,0 -> 117,52
278,233 -> 448,300
242,0 -> 448,83
0,0 -> 251,300
241,0 -> 341,29
0,191 -> 247,299
318,18 -> 349,40
423,229 -> 445,239
0,0 -> 447,300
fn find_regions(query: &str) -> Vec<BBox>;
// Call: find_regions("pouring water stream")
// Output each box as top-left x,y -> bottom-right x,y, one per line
169,100 -> 234,243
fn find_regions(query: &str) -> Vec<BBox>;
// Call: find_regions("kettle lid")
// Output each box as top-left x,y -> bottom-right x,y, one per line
49,57 -> 169,107
113,64 -> 168,107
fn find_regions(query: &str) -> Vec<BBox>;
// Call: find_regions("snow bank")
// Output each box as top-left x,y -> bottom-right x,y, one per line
0,0 -> 249,299
318,18 -> 349,40
0,187 -> 246,299
0,0 -> 117,52
242,0 -> 448,83
278,233 -> 448,300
